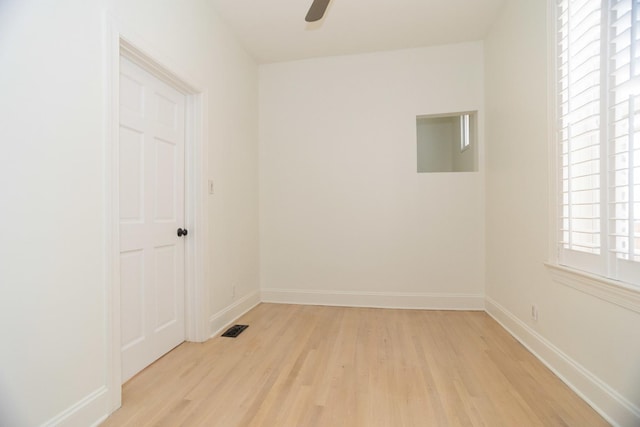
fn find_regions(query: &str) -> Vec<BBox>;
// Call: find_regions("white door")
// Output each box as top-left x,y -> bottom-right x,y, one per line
118,56 -> 186,383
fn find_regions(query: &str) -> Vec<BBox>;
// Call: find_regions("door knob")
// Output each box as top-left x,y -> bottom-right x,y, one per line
177,228 -> 188,237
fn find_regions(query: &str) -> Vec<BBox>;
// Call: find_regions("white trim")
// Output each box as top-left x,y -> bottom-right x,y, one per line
261,288 -> 485,310
547,0 -> 560,272
103,12 -> 121,414
545,263 -> 640,314
486,297 -> 640,427
209,291 -> 262,337
184,90 -> 210,344
104,13 -> 209,415
40,386 -> 109,427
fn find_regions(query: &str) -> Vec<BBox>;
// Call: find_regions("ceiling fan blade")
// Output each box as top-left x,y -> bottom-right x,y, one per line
305,0 -> 331,22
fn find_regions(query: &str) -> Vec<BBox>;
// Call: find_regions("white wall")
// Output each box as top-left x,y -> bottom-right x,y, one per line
0,0 -> 259,425
259,43 -> 485,308
484,1 -> 640,425
0,2 -> 107,425
417,117 -> 454,173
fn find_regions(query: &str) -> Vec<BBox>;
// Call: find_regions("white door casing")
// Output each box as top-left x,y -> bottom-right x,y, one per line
106,24 -> 210,413
119,56 -> 186,383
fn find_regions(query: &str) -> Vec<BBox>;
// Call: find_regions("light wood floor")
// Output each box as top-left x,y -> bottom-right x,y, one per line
102,303 -> 608,426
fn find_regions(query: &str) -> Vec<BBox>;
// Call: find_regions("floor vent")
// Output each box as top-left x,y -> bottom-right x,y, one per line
221,324 -> 249,338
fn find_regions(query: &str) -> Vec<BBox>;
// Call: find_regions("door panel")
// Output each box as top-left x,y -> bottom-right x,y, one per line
154,245 -> 178,330
154,138 -> 177,221
119,250 -> 144,349
119,56 -> 186,383
118,127 -> 144,222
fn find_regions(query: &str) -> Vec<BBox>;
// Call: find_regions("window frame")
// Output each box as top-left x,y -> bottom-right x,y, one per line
547,0 -> 640,307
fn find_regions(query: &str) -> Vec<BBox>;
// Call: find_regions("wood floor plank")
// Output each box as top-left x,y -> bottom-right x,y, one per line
102,304 -> 609,427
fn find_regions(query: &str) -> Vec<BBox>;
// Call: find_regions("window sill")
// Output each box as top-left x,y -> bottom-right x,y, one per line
544,263 -> 640,314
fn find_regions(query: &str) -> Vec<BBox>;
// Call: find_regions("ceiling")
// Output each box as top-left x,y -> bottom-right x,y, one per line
212,0 -> 506,64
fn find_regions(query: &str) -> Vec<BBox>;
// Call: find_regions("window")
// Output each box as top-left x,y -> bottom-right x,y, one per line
460,114 -> 471,152
556,0 -> 640,286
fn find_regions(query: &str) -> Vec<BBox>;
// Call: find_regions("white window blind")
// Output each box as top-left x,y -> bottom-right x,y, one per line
557,0 -> 640,286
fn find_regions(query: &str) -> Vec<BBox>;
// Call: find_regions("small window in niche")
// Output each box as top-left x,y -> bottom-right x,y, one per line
460,114 -> 470,152
416,112 -> 477,173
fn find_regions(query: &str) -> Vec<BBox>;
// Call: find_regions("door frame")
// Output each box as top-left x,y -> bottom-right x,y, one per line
104,16 -> 210,412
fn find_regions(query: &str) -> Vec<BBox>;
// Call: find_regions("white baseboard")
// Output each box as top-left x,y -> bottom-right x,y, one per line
209,290 -> 261,337
41,386 -> 109,427
485,297 -> 640,427
261,288 -> 484,310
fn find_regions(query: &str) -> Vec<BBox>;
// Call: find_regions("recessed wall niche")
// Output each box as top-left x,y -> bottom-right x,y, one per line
416,112 -> 477,173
